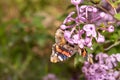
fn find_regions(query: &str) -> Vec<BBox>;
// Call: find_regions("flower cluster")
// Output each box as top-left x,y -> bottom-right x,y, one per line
52,0 -> 120,79
60,0 -> 116,49
82,53 -> 120,80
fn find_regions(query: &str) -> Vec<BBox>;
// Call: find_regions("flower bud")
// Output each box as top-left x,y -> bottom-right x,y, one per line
83,24 -> 97,38
60,24 -> 67,30
96,33 -> 105,43
107,25 -> 114,32
71,0 -> 82,5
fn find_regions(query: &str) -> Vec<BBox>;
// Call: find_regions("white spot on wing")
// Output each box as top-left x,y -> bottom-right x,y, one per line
58,56 -> 63,61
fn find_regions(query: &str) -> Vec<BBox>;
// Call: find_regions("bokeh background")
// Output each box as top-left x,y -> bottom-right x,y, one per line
0,0 -> 83,80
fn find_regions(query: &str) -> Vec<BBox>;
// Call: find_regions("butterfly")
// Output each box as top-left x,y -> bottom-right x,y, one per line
50,29 -> 89,63
50,43 -> 88,63
50,43 -> 72,63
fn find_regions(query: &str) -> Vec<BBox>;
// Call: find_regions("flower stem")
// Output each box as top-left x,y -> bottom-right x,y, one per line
105,0 -> 117,14
76,5 -> 80,17
104,41 -> 120,51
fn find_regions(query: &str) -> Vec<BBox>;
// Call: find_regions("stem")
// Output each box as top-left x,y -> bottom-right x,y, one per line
71,26 -> 76,34
105,0 -> 117,14
96,4 -> 113,16
113,7 -> 117,14
0,58 -> 23,79
19,54 -> 33,75
85,7 -> 88,18
91,16 -> 101,23
76,5 -> 80,17
0,58 -> 16,72
19,42 -> 33,75
104,41 -> 120,51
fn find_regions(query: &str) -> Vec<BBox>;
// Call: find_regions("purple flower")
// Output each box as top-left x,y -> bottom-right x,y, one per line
84,61 -> 91,67
79,5 -> 87,13
60,24 -> 67,30
84,37 -> 91,44
103,14 -> 114,21
43,73 -> 58,80
83,24 -> 97,38
87,6 -> 97,12
84,37 -> 92,48
78,30 -> 84,36
86,41 -> 92,48
105,57 -> 114,69
95,53 -> 108,64
106,72 -> 116,80
73,34 -> 79,44
63,12 -> 75,24
57,4 -> 116,50
64,30 -> 74,44
107,25 -> 114,32
82,66 -> 88,75
99,64 -> 109,70
99,12 -> 106,18
78,39 -> 85,48
115,54 -> 120,62
89,64 -> 98,75
71,0 -> 82,5
82,53 -> 120,80
64,30 -> 71,38
96,32 -> 105,43
113,71 -> 120,78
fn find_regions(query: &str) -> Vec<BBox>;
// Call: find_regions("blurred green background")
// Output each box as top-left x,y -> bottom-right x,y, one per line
0,0 -> 83,80
1,0 -> 120,80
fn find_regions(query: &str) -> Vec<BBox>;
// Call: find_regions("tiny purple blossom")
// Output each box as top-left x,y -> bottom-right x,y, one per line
60,24 -> 67,30
84,37 -> 91,44
71,0 -> 82,5
99,64 -> 109,70
96,32 -> 105,43
113,71 -> 120,78
110,57 -> 117,67
63,12 -> 75,24
107,25 -> 114,32
106,72 -> 116,80
78,30 -> 84,36
86,41 -> 92,48
92,7 -> 97,12
103,14 -> 114,21
115,53 -> 120,62
89,67 -> 95,75
79,5 -> 87,13
78,39 -> 84,48
87,6 -> 97,12
84,37 -> 93,49
99,12 -> 106,18
82,66 -> 88,73
73,34 -> 79,44
84,61 -> 90,67
105,57 -> 114,69
64,30 -> 71,38
95,53 -> 108,64
64,30 -> 74,44
83,24 -> 97,38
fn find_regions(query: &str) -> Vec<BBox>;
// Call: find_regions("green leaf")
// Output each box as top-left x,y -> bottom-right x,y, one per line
114,13 -> 120,20
32,16 -> 46,30
117,30 -> 120,36
74,53 -> 84,67
108,48 -> 117,54
110,33 -> 118,40
36,34 -> 48,47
